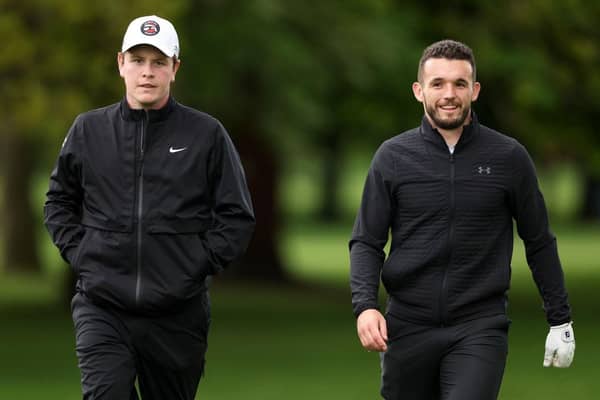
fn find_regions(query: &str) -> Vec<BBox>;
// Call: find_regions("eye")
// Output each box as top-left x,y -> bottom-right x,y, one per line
152,58 -> 169,67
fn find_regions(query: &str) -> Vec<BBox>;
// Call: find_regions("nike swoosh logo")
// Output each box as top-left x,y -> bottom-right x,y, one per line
169,146 -> 187,153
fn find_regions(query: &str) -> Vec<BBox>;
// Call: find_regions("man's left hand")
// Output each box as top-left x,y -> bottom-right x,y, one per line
543,321 -> 575,368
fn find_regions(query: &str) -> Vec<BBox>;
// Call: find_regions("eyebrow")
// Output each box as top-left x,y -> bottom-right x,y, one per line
429,77 -> 470,85
128,53 -> 169,62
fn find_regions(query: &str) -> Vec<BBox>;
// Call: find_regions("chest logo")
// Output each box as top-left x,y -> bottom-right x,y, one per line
477,166 -> 491,175
169,146 -> 187,154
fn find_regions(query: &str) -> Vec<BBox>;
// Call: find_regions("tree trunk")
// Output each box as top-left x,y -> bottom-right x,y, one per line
1,134 -> 41,274
318,130 -> 343,222
220,68 -> 287,281
580,174 -> 600,222
317,83 -> 347,223
230,132 -> 286,281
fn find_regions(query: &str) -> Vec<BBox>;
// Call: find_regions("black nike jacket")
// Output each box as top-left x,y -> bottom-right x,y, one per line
44,97 -> 255,314
350,113 -> 571,326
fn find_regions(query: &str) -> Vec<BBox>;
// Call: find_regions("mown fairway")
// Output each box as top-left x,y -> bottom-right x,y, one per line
1,223 -> 598,399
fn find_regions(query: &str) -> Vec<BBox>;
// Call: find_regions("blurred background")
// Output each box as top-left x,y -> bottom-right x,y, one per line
1,0 -> 599,398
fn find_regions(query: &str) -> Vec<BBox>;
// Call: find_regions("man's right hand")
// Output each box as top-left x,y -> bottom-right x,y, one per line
357,309 -> 388,352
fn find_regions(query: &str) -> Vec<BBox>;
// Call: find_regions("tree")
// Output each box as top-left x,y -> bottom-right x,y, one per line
175,0 -> 426,278
0,0 -> 185,275
417,0 -> 600,220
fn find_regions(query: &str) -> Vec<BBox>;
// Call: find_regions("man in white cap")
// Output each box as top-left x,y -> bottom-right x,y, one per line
44,15 -> 255,399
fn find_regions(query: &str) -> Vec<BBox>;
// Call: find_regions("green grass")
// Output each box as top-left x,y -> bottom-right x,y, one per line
283,222 -> 600,399
0,284 -> 379,400
1,222 -> 599,399
1,282 -> 598,399
282,221 -> 600,289
2,161 -> 596,398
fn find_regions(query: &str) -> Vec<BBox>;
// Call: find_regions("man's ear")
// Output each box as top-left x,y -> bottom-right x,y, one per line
412,82 -> 424,102
172,58 -> 181,82
471,81 -> 481,102
117,52 -> 125,78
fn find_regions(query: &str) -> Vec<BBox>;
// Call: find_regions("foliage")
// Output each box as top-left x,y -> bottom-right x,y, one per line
417,0 -> 600,172
1,0 -> 597,173
176,0 -> 423,151
0,0 -> 185,151
2,0 -> 599,276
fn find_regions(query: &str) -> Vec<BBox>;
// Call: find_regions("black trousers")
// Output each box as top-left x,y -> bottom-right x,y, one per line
71,292 -> 210,400
381,314 -> 509,400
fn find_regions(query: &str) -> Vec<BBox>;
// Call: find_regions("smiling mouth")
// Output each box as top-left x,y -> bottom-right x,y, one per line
439,105 -> 459,112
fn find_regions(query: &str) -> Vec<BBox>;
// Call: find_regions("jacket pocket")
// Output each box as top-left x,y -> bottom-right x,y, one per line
144,220 -> 213,304
71,229 -> 91,276
75,227 -> 136,309
146,217 -> 210,234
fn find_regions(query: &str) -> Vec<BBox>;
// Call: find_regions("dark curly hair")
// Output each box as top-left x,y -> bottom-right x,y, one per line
417,40 -> 476,82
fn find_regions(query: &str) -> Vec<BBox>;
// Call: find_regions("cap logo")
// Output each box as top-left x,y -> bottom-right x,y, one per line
140,20 -> 160,36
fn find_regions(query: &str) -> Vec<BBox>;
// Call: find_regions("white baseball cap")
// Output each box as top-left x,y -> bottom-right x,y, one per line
121,15 -> 180,58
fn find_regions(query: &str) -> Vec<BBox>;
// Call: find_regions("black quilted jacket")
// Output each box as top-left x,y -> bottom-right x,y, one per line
350,113 -> 570,326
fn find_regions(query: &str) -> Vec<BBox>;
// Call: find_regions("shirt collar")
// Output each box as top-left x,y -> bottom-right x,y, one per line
420,111 -> 480,150
120,96 -> 175,122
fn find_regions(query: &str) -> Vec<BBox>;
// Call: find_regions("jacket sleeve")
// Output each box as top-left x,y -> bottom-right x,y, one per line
510,143 -> 571,325
43,118 -> 85,265
202,123 -> 255,274
349,143 -> 394,317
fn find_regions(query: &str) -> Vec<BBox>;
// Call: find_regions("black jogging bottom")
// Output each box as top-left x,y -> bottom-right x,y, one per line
381,313 -> 510,400
71,292 -> 210,400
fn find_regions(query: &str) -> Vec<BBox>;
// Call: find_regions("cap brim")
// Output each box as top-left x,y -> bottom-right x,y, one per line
122,42 -> 175,57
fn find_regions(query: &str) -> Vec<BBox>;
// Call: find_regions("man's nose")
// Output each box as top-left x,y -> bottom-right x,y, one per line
141,63 -> 154,77
442,83 -> 456,98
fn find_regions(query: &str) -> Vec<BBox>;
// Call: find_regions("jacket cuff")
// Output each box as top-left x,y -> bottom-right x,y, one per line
548,316 -> 572,326
353,303 -> 380,318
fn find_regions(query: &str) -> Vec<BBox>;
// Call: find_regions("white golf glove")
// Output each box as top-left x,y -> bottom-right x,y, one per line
543,321 -> 575,368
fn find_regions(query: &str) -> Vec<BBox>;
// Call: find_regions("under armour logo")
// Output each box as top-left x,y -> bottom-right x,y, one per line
477,166 -> 491,175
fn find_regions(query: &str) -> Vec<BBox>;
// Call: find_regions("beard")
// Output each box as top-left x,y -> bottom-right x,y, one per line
424,99 -> 471,130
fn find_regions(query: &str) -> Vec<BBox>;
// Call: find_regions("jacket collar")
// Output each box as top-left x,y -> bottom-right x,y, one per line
420,111 -> 480,150
120,96 -> 175,122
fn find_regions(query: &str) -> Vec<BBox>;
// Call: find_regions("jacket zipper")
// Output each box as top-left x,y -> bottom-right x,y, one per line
135,111 -> 148,306
439,151 -> 456,326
